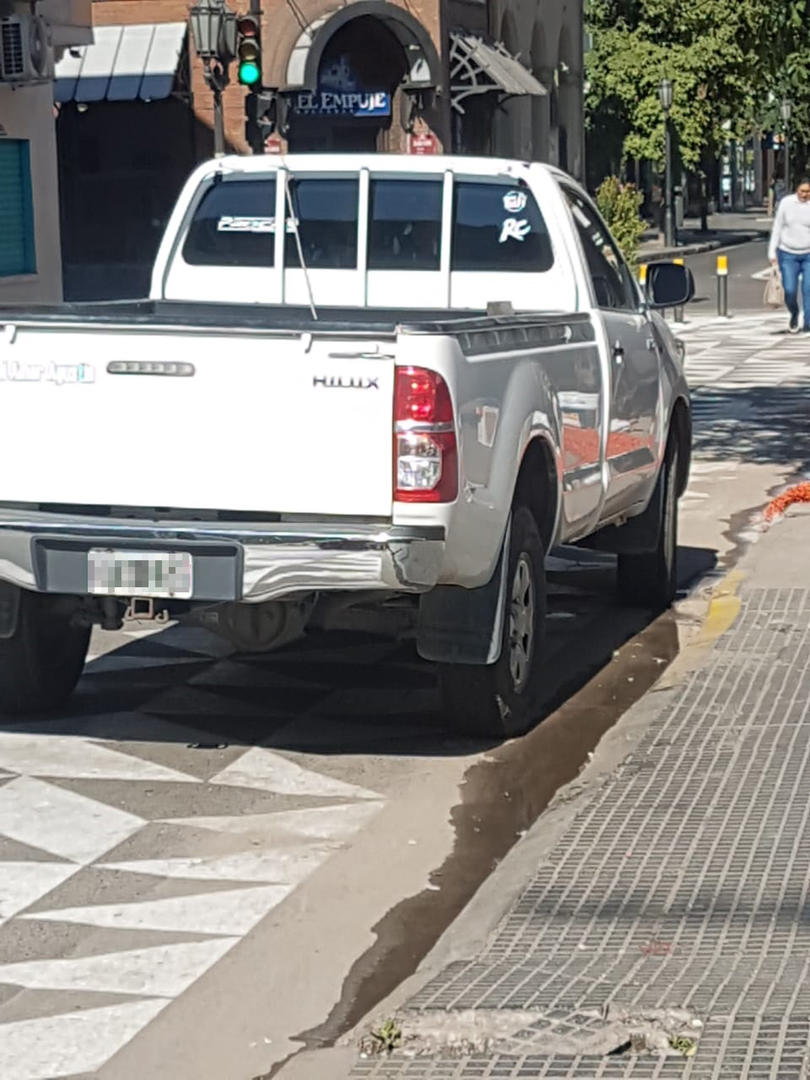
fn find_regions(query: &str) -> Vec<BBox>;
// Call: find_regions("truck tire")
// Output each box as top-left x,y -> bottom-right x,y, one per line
0,591 -> 90,715
616,440 -> 679,611
439,506 -> 547,739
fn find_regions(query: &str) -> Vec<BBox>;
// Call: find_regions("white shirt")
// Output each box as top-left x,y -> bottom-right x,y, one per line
769,194 -> 810,259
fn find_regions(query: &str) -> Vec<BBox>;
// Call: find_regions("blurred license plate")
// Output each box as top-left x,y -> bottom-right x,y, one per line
88,550 -> 193,598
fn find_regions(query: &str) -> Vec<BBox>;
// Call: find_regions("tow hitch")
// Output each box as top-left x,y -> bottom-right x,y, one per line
124,598 -> 170,624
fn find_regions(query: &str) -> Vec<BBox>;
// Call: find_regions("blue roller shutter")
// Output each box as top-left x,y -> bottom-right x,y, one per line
0,139 -> 36,276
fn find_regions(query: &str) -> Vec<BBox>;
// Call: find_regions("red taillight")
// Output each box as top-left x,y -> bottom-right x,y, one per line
394,368 -> 454,424
394,367 -> 458,503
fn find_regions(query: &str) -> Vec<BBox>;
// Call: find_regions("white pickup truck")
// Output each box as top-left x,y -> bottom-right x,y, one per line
0,154 -> 693,737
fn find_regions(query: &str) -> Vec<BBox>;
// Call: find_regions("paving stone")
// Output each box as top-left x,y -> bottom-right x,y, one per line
351,586 -> 810,1077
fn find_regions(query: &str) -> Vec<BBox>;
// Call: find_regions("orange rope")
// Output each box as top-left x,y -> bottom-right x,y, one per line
763,482 -> 810,522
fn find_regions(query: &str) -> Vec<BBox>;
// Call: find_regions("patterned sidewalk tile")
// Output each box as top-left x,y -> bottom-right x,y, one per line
350,589 -> 810,1078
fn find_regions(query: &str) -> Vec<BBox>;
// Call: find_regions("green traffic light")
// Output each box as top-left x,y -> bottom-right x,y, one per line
238,61 -> 261,86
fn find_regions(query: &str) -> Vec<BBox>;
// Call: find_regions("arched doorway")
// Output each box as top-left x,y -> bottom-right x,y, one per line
283,1 -> 442,153
493,10 -> 529,157
287,18 -> 408,151
557,20 -> 584,178
530,21 -> 551,163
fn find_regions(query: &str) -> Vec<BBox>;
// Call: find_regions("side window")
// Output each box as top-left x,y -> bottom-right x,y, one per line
182,179 -> 277,267
563,189 -> 638,310
368,179 -> 443,271
451,180 -> 554,272
285,177 -> 359,269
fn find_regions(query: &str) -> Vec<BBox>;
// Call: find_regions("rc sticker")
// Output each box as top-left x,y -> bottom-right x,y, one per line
503,190 -> 528,213
499,218 -> 532,243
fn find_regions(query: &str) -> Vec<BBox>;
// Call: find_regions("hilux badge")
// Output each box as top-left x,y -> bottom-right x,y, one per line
313,375 -> 379,389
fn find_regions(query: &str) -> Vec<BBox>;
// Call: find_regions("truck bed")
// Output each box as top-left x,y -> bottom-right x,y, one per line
0,299 -> 578,337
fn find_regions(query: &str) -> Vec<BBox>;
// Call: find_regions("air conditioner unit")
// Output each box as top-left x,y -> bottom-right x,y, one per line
0,14 -> 52,84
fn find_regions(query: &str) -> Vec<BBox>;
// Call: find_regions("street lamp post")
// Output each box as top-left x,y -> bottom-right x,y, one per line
659,78 -> 675,248
781,99 -> 792,195
189,0 -> 236,157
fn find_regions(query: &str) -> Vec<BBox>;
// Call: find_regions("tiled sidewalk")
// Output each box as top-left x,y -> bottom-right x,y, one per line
350,526 -> 810,1078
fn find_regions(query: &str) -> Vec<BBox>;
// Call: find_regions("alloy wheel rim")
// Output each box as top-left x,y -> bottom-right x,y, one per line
508,553 -> 535,692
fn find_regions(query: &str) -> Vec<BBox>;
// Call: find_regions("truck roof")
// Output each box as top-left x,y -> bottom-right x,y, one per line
188,153 -> 566,182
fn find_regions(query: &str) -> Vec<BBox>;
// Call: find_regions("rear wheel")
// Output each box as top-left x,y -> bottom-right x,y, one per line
616,441 -> 679,610
0,591 -> 90,715
439,507 -> 547,739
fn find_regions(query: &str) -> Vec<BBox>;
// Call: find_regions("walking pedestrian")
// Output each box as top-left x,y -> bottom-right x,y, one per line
769,176 -> 810,333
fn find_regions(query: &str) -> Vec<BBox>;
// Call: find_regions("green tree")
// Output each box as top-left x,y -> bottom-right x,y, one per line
586,0 -> 810,180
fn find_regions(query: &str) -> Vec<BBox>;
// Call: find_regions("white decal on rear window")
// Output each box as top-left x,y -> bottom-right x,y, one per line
217,216 -> 276,233
499,218 -> 532,243
502,190 -> 528,213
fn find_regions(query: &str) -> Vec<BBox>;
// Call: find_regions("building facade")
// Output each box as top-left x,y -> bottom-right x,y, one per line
0,0 -> 92,303
54,0 -> 583,298
256,0 -> 583,176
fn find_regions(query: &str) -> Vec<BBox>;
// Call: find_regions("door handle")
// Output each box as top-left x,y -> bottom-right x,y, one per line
612,340 -> 624,362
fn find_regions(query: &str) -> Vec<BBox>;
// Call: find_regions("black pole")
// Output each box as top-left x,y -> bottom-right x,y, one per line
664,110 -> 675,248
785,127 -> 791,194
213,88 -> 225,157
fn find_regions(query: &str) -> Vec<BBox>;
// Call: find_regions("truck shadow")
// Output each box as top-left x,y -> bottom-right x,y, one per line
0,545 -> 716,758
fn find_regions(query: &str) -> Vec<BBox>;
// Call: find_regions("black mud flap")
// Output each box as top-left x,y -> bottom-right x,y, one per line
580,468 -> 665,556
416,522 -> 509,665
0,582 -> 21,639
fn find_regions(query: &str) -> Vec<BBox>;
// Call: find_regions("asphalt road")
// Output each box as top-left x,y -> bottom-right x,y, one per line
683,237 -> 773,316
0,300 -> 800,1080
0,550 -> 690,1080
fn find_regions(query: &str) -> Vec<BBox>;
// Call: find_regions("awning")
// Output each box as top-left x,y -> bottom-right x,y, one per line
54,23 -> 186,103
449,33 -> 546,113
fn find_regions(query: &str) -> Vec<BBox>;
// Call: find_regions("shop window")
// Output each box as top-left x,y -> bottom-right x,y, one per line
0,140 -> 36,277
285,177 -> 359,269
368,179 -> 443,270
182,178 -> 278,267
451,180 -> 553,272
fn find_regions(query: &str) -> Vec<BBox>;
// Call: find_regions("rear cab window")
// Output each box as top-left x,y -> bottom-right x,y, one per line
368,177 -> 443,270
182,178 -> 278,267
182,175 -> 359,269
452,180 -> 553,272
168,166 -> 563,308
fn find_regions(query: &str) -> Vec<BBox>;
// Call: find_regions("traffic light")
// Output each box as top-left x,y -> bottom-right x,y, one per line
245,90 -> 277,153
236,14 -> 261,88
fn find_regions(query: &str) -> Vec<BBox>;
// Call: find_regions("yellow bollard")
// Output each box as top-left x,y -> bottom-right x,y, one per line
716,254 -> 729,317
673,258 -> 685,322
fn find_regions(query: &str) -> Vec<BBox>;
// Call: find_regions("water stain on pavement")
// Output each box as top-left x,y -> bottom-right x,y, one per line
271,605 -> 680,1072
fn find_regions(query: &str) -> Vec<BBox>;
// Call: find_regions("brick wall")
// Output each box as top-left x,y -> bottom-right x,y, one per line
91,0 -> 250,152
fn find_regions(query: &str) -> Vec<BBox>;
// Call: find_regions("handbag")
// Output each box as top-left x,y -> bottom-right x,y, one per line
764,265 -> 785,308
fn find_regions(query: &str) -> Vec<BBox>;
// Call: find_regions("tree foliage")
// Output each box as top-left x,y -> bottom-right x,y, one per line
586,0 -> 810,174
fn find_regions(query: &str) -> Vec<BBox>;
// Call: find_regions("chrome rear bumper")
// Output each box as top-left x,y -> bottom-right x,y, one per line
0,509 -> 445,602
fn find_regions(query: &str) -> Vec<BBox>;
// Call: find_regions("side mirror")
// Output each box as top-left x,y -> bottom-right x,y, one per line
644,261 -> 695,309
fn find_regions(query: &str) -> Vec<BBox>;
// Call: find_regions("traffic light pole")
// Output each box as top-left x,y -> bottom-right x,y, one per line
213,88 -> 225,156
250,0 -> 264,155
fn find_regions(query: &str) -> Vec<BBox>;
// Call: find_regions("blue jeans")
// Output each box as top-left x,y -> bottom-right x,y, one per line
778,250 -> 810,326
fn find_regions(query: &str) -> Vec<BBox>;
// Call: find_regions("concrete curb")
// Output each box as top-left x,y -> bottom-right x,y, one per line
641,230 -> 762,261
